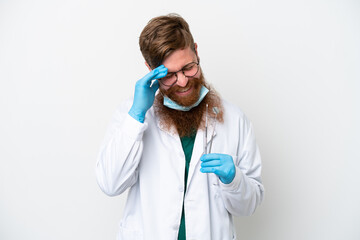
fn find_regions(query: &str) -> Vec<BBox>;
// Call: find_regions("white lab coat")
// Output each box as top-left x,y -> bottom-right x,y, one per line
96,98 -> 264,240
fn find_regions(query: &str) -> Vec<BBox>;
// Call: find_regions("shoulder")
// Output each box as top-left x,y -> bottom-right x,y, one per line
221,98 -> 246,119
220,98 -> 253,131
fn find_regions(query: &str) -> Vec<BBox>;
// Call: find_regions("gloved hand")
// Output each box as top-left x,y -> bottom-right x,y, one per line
128,65 -> 168,123
200,153 -> 236,184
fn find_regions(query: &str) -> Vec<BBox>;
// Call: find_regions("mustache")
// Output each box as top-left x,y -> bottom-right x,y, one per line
162,76 -> 201,96
169,81 -> 192,94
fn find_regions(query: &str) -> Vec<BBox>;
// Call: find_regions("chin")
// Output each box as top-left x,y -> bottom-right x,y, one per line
171,84 -> 201,107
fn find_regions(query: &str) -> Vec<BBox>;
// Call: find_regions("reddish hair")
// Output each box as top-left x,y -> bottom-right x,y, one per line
139,14 -> 196,68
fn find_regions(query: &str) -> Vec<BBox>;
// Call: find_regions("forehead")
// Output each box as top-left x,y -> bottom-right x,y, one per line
162,47 -> 196,72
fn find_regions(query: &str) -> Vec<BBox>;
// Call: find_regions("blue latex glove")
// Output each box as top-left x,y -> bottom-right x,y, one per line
200,153 -> 236,184
128,65 -> 168,123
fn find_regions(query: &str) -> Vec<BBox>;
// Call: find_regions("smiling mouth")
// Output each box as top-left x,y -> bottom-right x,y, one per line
176,86 -> 193,95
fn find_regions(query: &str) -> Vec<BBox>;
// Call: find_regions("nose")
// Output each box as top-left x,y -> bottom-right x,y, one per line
176,71 -> 188,87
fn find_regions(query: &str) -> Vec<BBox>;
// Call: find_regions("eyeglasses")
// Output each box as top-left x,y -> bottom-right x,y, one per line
159,59 -> 200,87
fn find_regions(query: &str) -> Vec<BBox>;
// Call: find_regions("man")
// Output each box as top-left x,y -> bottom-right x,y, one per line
96,14 -> 264,240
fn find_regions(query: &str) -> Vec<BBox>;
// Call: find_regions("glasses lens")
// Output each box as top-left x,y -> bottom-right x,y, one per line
160,73 -> 177,86
159,62 -> 199,87
183,63 -> 199,77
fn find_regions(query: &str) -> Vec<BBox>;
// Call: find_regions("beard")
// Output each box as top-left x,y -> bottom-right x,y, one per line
159,73 -> 204,107
154,71 -> 223,137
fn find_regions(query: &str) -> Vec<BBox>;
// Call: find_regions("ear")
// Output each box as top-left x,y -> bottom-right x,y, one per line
145,61 -> 152,71
194,43 -> 199,59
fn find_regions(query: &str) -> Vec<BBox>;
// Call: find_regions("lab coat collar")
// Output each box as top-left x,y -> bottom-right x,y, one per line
155,113 -> 178,138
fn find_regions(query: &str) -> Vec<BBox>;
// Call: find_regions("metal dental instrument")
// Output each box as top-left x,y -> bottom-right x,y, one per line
204,104 -> 208,154
208,107 -> 219,154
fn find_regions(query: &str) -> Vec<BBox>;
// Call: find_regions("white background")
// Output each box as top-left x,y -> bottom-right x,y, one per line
1,0 -> 359,239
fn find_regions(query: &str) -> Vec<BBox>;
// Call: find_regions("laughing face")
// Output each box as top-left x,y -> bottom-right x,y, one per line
151,45 -> 224,137
158,45 -> 204,106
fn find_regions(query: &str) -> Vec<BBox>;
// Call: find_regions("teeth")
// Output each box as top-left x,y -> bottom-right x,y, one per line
178,87 -> 190,93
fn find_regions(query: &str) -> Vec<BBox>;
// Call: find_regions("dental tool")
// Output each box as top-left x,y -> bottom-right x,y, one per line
208,107 -> 219,153
204,104 -> 208,154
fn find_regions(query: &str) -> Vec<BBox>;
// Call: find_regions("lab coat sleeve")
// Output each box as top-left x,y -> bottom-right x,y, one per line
95,101 -> 147,197
219,120 -> 264,216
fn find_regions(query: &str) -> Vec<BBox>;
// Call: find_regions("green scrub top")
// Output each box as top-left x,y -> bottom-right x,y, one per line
178,132 -> 196,240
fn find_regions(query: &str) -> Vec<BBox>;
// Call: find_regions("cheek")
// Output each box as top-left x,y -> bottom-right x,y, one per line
195,71 -> 201,78
193,71 -> 202,82
160,85 -> 170,93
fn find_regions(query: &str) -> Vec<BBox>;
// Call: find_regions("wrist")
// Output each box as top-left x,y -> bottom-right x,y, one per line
219,167 -> 241,190
220,167 -> 236,184
220,175 -> 235,184
128,107 -> 146,123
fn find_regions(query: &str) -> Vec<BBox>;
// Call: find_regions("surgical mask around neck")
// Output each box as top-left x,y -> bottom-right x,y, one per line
163,85 -> 209,111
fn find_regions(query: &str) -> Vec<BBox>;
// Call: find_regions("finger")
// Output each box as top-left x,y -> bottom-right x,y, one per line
154,66 -> 168,79
200,166 -> 219,174
143,68 -> 167,87
201,160 -> 221,168
200,153 -> 221,162
213,168 -> 224,177
141,65 -> 167,85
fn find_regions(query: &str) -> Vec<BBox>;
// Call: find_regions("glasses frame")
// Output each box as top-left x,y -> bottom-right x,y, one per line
159,58 -> 200,88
